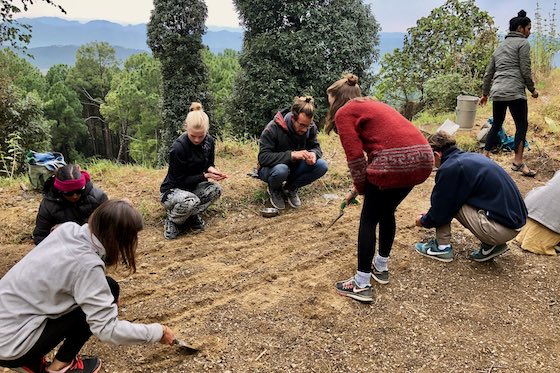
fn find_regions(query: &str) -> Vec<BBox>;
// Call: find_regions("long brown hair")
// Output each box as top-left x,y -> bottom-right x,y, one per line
88,199 -> 143,272
325,73 -> 362,134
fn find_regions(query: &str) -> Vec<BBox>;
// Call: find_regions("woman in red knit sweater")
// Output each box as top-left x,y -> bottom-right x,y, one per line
326,74 -> 434,303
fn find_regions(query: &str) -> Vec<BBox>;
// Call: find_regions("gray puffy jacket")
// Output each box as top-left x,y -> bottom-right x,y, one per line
482,31 -> 535,101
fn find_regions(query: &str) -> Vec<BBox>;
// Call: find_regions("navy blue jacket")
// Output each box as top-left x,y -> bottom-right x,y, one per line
421,147 -> 527,229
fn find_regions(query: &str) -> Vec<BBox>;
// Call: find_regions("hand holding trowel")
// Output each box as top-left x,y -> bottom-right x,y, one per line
325,189 -> 359,231
173,338 -> 200,355
162,325 -> 201,355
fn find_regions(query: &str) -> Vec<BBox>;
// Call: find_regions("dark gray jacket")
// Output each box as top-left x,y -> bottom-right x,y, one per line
482,31 -> 536,101
257,109 -> 323,168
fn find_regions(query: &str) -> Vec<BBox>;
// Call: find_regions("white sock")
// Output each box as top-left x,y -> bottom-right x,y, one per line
374,253 -> 389,271
354,271 -> 371,287
438,244 -> 451,250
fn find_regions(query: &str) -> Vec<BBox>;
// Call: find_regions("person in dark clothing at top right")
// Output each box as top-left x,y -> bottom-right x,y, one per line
415,131 -> 527,263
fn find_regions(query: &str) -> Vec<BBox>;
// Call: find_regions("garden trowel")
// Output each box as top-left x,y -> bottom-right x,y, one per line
173,338 -> 200,355
325,197 -> 358,231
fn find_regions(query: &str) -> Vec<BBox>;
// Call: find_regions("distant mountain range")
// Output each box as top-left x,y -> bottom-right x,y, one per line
15,17 -> 407,71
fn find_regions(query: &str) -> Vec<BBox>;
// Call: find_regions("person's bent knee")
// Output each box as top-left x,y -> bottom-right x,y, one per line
268,164 -> 290,188
315,158 -> 329,175
208,182 -> 222,197
270,164 -> 290,177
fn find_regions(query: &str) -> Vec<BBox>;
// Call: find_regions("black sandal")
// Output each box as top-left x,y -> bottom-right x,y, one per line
512,162 -> 537,177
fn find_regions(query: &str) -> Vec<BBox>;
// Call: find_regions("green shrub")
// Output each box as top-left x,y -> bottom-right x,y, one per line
424,73 -> 480,113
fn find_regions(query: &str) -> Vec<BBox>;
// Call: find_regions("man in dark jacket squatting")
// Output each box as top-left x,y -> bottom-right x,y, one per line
258,96 -> 328,210
414,131 -> 527,262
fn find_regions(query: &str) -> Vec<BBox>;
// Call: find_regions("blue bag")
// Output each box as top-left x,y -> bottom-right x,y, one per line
25,151 -> 66,189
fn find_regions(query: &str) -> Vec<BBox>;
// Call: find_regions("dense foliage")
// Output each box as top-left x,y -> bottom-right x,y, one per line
148,0 -> 211,165
376,0 -> 497,117
67,42 -> 119,159
229,0 -> 379,137
202,48 -> 240,136
101,53 -> 162,165
0,50 -> 50,169
44,64 -> 86,162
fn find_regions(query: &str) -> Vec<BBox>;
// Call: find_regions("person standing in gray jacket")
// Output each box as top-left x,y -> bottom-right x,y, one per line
480,10 -> 538,177
0,200 -> 176,373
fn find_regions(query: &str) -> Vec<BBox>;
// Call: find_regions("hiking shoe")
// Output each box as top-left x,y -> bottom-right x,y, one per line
469,243 -> 509,262
371,263 -> 389,285
13,356 -> 49,373
335,277 -> 373,303
164,217 -> 179,240
285,188 -> 301,208
46,356 -> 101,373
187,214 -> 205,232
267,186 -> 285,210
414,239 -> 453,262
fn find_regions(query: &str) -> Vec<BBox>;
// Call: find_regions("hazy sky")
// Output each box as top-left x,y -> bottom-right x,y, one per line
18,0 -> 554,33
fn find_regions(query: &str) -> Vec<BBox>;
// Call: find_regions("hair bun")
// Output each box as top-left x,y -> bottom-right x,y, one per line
344,73 -> 359,87
304,96 -> 314,104
189,102 -> 203,112
518,10 -> 527,18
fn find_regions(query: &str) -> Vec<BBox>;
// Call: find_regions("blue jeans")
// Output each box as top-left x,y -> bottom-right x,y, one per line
258,159 -> 328,190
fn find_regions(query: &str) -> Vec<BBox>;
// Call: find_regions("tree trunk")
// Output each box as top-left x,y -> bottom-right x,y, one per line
85,106 -> 98,155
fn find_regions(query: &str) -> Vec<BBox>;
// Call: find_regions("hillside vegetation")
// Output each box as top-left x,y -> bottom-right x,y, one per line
0,69 -> 559,372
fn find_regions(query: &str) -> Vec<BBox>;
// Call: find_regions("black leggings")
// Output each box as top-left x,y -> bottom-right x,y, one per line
0,277 -> 119,373
357,183 -> 412,273
484,99 -> 528,152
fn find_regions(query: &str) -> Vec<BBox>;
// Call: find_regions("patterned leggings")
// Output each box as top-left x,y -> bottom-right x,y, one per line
161,182 -> 222,226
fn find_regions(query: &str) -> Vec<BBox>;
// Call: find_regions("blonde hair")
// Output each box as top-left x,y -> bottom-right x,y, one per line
184,102 -> 209,133
325,73 -> 362,134
291,96 -> 315,119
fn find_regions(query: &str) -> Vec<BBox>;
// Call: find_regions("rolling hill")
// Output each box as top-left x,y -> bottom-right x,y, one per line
15,17 -> 405,71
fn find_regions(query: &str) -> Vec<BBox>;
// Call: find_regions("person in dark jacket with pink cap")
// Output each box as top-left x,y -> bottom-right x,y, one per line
33,164 -> 108,245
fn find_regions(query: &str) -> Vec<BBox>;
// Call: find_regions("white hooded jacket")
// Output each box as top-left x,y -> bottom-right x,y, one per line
0,222 -> 163,360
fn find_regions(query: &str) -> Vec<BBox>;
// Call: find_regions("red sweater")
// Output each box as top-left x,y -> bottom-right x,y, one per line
335,99 -> 434,194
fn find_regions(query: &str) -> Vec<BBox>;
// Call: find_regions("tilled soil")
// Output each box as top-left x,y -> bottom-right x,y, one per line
1,140 -> 559,373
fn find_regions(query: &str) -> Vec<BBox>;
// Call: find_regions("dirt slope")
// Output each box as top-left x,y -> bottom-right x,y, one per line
1,128 -> 559,373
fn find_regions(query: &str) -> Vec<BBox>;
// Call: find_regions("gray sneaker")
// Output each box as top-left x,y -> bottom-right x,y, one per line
164,217 -> 179,240
285,188 -> 301,208
267,186 -> 285,210
469,243 -> 509,262
335,277 -> 373,303
371,263 -> 389,284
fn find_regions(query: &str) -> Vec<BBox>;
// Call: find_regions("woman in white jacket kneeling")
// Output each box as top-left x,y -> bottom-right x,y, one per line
0,199 -> 175,373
